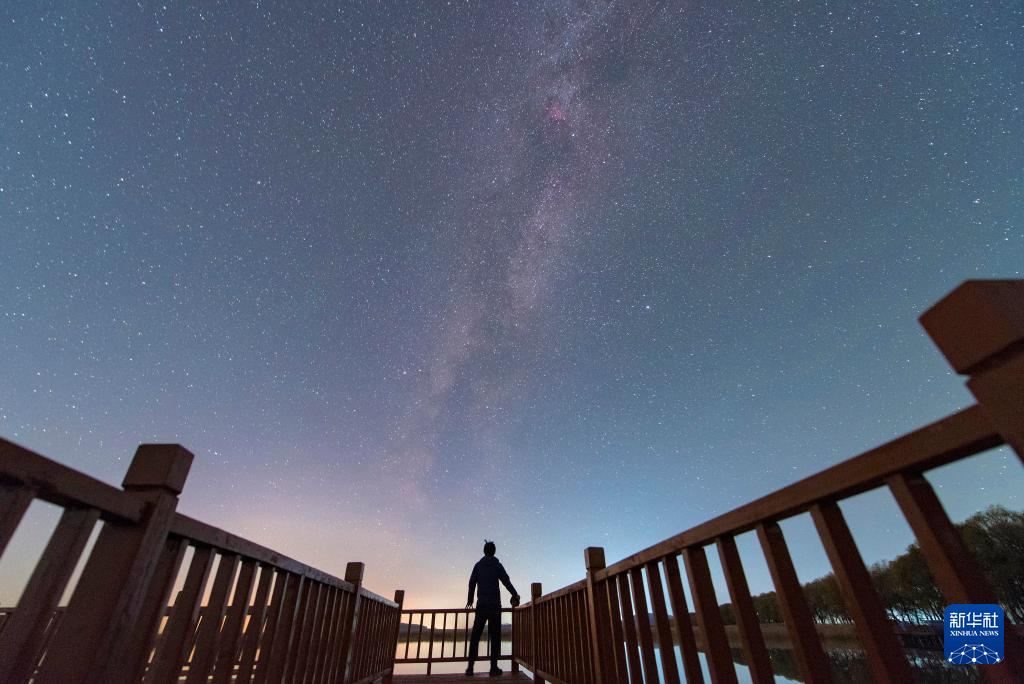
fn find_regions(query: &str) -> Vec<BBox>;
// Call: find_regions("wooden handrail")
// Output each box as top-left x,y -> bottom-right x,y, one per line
0,437 -> 145,523
596,403 -> 999,581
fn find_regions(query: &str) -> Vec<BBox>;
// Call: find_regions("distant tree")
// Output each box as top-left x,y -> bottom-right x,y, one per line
803,575 -> 850,624
750,591 -> 782,623
957,506 -> 1024,622
719,602 -> 735,625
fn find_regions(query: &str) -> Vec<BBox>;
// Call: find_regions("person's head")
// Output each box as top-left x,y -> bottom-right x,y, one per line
483,540 -> 496,557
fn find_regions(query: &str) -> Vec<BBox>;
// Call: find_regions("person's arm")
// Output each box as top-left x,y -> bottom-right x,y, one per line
467,564 -> 478,608
498,562 -> 518,601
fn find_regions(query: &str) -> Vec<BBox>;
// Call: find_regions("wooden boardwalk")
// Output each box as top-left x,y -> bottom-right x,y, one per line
395,674 -> 530,683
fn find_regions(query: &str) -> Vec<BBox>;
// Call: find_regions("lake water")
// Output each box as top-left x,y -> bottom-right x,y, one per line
394,639 -> 986,682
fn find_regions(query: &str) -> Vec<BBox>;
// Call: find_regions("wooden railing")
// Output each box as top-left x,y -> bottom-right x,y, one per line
0,440 -> 404,684
512,280 -> 1024,684
393,608 -> 515,675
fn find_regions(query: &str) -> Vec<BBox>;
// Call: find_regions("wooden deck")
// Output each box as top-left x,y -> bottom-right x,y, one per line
395,674 -> 530,683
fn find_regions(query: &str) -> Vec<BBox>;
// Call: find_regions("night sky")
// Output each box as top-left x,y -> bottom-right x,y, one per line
2,1 -> 1023,608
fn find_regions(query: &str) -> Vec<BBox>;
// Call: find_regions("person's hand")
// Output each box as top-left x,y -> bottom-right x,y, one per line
510,594 -> 521,608
466,602 -> 473,610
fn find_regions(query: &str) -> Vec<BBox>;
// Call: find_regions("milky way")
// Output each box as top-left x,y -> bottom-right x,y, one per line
391,1 -> 666,507
1,1 -> 1022,606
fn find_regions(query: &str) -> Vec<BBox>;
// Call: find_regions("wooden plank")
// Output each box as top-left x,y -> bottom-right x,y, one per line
888,472 -> 1024,682
810,501 -> 912,683
235,565 -> 274,684
715,536 -> 774,684
645,560 -> 680,684
212,558 -> 257,683
683,546 -> 737,684
185,553 -> 240,684
615,573 -> 643,684
628,566 -> 658,684
146,545 -> 216,684
0,506 -> 99,683
756,523 -> 831,684
663,554 -> 704,684
596,405 -> 999,581
0,440 -> 144,523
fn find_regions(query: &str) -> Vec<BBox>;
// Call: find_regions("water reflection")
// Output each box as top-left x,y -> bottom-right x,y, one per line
665,644 -> 985,684
394,638 -> 985,682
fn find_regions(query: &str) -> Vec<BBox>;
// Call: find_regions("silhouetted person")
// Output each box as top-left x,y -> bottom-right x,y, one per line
465,540 -> 519,677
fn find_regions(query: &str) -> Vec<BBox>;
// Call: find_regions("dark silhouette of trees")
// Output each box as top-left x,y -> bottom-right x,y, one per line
718,505 -> 1023,625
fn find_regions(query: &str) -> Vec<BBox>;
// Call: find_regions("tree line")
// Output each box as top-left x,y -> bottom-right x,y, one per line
719,505 -> 1023,626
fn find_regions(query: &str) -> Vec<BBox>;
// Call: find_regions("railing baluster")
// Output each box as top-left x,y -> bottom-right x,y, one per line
575,590 -> 588,683
716,535 -> 774,684
663,554 -> 704,684
327,590 -> 353,682
426,611 -> 436,675
0,484 -> 34,558
213,557 -> 257,683
756,522 -> 832,684
646,559 -> 681,684
604,574 -> 628,684
403,610 -> 413,660
186,553 -> 241,684
262,574 -> 306,683
616,572 -> 643,684
683,545 -> 738,684
252,571 -> 290,684
236,565 -> 274,684
810,501 -> 912,683
311,585 -> 339,682
123,536 -> 189,684
147,544 -> 216,683
628,566 -> 659,684
0,506 -> 99,683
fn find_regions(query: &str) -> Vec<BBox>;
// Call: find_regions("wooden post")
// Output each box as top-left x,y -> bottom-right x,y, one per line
920,280 -> 1024,462
342,561 -> 366,684
383,589 -> 404,684
584,547 -> 617,684
34,444 -> 193,684
918,279 -> 1024,683
531,582 -> 545,683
